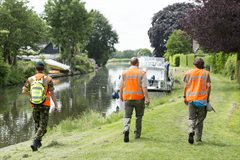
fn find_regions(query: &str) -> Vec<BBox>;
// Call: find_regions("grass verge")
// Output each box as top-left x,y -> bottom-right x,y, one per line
0,68 -> 239,160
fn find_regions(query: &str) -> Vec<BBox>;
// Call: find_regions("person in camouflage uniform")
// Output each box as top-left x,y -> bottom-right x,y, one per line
22,61 -> 58,151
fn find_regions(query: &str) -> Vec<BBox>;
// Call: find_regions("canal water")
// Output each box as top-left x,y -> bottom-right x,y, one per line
0,64 -> 166,148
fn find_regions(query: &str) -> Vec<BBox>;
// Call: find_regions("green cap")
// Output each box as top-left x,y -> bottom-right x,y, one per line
36,61 -> 45,68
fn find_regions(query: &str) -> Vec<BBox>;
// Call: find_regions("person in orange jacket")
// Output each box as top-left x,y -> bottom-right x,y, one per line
22,61 -> 58,151
183,57 -> 211,144
119,57 -> 150,142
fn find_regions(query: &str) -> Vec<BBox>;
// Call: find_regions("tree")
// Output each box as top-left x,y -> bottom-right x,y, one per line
85,10 -> 118,65
166,30 -> 192,55
136,48 -> 152,57
45,0 -> 92,66
184,0 -> 240,83
148,3 -> 195,57
0,0 -> 47,65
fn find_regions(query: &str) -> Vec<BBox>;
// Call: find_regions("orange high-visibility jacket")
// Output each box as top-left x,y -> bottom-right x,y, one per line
122,67 -> 145,101
29,73 -> 51,107
185,68 -> 209,102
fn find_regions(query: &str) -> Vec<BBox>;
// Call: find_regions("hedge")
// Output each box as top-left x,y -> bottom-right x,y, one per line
180,54 -> 187,67
224,54 -> 237,80
169,52 -> 237,80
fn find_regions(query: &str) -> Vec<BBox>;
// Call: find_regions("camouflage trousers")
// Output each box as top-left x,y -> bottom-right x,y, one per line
32,106 -> 50,141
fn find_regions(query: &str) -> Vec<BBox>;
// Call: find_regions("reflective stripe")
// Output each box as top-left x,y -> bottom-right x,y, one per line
187,91 -> 207,96
186,69 -> 209,102
187,71 -> 191,94
138,69 -> 143,94
32,87 -> 43,90
122,68 -> 144,100
202,70 -> 206,92
123,91 -> 143,95
126,75 -> 141,79
123,70 -> 143,95
190,76 -> 203,79
32,96 -> 45,99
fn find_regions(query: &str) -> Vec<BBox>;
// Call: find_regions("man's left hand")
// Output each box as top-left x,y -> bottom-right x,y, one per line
184,98 -> 188,105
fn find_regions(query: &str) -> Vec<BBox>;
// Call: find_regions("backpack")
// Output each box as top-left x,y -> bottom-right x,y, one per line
30,75 -> 47,105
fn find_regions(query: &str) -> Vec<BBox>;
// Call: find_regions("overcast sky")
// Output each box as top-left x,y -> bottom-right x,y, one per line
28,0 -> 188,51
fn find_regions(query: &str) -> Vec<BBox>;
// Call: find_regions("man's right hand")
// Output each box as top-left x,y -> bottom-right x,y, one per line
145,98 -> 150,106
54,106 -> 59,112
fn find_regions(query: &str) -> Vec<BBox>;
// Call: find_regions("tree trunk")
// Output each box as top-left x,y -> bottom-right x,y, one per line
237,51 -> 240,84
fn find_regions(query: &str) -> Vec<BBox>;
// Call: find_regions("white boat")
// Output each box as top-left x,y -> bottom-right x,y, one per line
139,57 -> 173,92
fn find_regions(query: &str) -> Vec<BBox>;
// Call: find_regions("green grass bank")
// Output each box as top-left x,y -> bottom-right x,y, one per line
0,68 -> 239,160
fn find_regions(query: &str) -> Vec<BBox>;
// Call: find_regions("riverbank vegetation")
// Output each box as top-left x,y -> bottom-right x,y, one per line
0,0 -> 119,87
0,60 -> 36,86
1,67 -> 239,160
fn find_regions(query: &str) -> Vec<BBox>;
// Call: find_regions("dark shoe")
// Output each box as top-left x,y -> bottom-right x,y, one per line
134,131 -> 141,139
31,140 -> 39,152
124,131 -> 129,143
188,132 -> 195,144
37,140 -> 42,148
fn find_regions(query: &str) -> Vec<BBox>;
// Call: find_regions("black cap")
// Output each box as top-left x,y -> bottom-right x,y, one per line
36,61 -> 45,68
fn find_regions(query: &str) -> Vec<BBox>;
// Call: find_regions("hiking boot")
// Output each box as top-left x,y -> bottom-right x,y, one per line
124,131 -> 129,143
134,131 -> 141,139
37,140 -> 42,148
188,132 -> 195,144
196,139 -> 202,143
31,140 -> 39,152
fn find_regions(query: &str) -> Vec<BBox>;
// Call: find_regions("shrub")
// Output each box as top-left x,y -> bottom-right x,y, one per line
0,60 -> 10,86
17,61 -> 36,79
73,54 -> 94,73
172,54 -> 181,67
224,54 -> 237,80
215,52 -> 228,74
203,55 -> 212,71
188,54 -> 195,67
5,61 -> 36,86
180,54 -> 187,67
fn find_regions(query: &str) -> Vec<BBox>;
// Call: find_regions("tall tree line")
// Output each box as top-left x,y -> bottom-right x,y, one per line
148,0 -> 240,83
0,0 -> 119,67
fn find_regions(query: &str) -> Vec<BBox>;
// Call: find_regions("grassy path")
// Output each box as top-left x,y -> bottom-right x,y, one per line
0,71 -> 240,160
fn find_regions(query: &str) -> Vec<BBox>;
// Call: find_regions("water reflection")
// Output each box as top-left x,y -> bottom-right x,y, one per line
0,63 -> 166,148
0,66 -> 119,148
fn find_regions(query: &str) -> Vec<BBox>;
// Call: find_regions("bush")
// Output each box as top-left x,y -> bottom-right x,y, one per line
188,54 -> 195,68
6,66 -> 25,85
203,55 -> 212,71
5,61 -> 36,86
172,54 -> 181,67
0,60 -> 10,86
224,54 -> 237,80
73,54 -> 94,74
215,52 -> 228,74
17,61 -> 36,78
202,52 -> 228,74
180,54 -> 187,67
